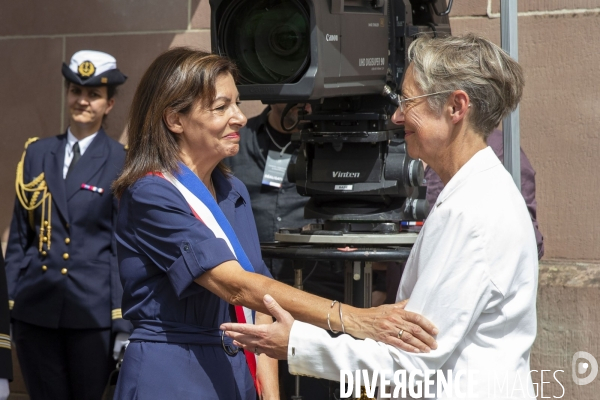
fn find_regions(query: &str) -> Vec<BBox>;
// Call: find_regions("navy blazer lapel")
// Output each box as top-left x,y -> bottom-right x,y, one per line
65,129 -> 109,201
44,134 -> 70,222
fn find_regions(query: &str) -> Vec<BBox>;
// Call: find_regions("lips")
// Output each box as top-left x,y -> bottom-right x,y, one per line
224,132 -> 240,140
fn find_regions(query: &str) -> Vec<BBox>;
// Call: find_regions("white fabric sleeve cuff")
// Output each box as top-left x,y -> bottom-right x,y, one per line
287,320 -> 438,383
288,320 -> 342,381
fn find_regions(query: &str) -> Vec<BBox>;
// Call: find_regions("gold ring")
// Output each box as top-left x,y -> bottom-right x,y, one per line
398,329 -> 404,339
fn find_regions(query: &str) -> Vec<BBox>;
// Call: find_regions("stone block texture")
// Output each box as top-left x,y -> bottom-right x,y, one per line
1,0 -> 599,398
0,0 -> 189,36
534,261 -> 600,398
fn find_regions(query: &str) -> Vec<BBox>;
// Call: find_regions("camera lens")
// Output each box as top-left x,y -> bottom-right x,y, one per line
218,0 -> 310,84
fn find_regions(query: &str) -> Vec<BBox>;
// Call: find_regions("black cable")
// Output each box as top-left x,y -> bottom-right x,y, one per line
427,22 -> 438,38
280,103 -> 307,132
431,0 -> 453,16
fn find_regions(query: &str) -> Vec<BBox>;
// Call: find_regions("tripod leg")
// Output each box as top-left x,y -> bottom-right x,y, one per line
345,261 -> 373,308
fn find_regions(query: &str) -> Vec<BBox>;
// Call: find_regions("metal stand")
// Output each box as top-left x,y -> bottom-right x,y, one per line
292,259 -> 303,400
261,237 -> 415,399
262,243 -> 413,308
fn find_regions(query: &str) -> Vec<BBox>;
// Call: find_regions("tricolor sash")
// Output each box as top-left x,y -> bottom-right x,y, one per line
154,164 -> 258,391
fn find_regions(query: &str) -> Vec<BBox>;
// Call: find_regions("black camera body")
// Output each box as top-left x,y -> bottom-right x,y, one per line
211,0 -> 450,229
211,0 -> 391,101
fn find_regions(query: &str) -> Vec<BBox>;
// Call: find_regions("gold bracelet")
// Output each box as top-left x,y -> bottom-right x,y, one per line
327,300 -> 340,334
339,302 -> 346,334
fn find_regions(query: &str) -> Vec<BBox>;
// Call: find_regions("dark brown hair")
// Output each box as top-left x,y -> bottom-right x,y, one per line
64,81 -> 118,100
113,47 -> 238,198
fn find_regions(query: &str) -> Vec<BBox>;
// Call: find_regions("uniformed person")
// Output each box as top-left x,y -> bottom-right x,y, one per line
4,50 -> 130,400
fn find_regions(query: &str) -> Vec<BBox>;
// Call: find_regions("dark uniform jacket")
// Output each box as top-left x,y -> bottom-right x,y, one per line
0,253 -> 12,381
5,129 -> 130,332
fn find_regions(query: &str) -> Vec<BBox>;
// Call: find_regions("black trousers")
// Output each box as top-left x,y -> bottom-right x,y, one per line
13,320 -> 112,400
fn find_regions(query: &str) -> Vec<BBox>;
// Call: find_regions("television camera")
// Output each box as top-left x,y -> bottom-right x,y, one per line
210,0 -> 452,235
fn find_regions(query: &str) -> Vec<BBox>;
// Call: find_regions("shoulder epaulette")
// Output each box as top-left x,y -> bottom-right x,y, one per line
23,137 -> 40,150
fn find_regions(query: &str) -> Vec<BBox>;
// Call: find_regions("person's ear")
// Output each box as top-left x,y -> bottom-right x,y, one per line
104,98 -> 116,115
448,90 -> 470,124
164,109 -> 184,134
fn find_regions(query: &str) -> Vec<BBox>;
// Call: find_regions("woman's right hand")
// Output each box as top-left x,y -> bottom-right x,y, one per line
345,299 -> 439,353
198,261 -> 438,353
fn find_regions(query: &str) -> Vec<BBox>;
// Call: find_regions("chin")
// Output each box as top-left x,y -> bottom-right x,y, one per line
71,115 -> 93,124
405,144 -> 418,160
223,145 -> 239,158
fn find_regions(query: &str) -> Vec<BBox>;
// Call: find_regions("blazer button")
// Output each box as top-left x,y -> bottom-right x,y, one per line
44,221 -> 49,227
65,238 -> 71,244
41,251 -> 47,257
63,253 -> 69,260
42,236 -> 48,243
61,268 -> 68,275
41,265 -> 48,272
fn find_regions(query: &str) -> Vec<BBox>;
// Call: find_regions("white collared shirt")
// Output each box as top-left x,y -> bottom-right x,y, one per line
287,147 -> 539,399
63,128 -> 98,178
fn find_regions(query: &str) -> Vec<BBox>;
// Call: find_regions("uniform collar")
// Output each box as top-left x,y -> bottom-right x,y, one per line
433,146 -> 500,209
66,128 -> 99,156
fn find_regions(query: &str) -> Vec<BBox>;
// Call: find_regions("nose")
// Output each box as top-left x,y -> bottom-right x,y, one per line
77,94 -> 90,105
391,107 -> 405,125
232,104 -> 248,128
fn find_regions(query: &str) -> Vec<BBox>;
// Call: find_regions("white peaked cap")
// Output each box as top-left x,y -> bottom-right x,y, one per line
68,50 -> 118,77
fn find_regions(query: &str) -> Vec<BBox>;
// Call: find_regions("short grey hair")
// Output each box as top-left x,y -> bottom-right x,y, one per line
407,33 -> 524,138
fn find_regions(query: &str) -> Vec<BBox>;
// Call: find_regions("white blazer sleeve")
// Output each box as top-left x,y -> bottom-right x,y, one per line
288,205 -> 503,382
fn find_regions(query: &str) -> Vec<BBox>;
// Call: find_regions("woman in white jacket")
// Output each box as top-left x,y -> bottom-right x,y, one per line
222,33 -> 538,400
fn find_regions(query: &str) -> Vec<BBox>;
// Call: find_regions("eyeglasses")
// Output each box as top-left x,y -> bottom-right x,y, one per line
398,90 -> 454,113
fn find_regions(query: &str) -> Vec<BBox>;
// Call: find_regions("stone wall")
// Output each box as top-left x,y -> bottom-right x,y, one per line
1,0 -> 599,398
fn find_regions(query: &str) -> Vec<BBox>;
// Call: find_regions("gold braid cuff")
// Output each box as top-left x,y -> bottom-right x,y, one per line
15,137 -> 53,254
112,309 -> 123,320
0,333 -> 11,350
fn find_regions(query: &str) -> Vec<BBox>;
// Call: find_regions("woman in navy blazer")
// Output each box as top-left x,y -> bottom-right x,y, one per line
5,50 -> 130,400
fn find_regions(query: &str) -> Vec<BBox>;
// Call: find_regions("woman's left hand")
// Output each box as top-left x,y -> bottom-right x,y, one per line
221,294 -> 294,360
346,299 -> 439,353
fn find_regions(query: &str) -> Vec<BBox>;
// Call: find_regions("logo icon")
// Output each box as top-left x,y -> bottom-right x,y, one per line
77,61 -> 96,78
572,351 -> 598,385
332,171 -> 360,178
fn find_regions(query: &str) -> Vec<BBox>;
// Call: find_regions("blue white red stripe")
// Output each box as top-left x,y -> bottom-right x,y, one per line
401,221 -> 424,227
154,164 -> 259,392
80,183 -> 104,193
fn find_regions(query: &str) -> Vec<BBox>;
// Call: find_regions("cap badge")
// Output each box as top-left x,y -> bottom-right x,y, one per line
77,61 -> 96,78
